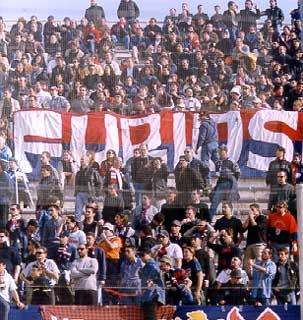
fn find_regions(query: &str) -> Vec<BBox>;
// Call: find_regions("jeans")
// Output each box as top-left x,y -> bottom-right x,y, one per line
133,182 -> 145,206
228,26 -> 238,43
274,289 -> 296,305
111,35 -> 130,50
201,141 -> 219,166
209,180 -> 233,221
0,296 -> 9,320
86,39 -> 96,53
75,192 -> 90,222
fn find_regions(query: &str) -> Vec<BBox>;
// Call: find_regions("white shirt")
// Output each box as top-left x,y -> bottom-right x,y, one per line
0,270 -> 17,302
184,97 -> 201,111
216,268 -> 249,285
22,259 -> 60,286
68,230 -> 86,249
36,90 -> 52,107
152,242 -> 183,268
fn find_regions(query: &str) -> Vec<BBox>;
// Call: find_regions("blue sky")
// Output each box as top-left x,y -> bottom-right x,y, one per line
0,0 -> 296,22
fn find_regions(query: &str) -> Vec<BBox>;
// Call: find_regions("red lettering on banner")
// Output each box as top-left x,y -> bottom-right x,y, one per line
61,112 -> 72,145
240,110 -> 256,140
160,110 -> 174,144
226,307 -> 245,320
85,112 -> 106,145
23,136 -> 61,143
185,112 -> 194,145
264,116 -> 303,141
129,123 -> 151,145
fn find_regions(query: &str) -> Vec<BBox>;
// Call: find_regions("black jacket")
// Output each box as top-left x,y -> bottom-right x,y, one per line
75,165 -> 101,197
85,5 -> 105,23
266,158 -> 292,186
117,0 -> 140,21
273,260 -> 299,291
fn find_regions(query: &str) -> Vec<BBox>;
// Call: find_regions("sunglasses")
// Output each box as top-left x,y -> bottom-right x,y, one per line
36,251 -> 44,255
77,248 -> 86,251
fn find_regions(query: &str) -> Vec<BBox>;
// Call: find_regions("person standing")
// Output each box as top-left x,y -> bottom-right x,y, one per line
85,0 -> 105,27
0,258 -> 24,320
74,154 -> 101,222
250,248 -> 277,306
0,162 -> 13,228
209,145 -> 240,221
117,0 -> 140,24
71,244 -> 98,305
242,203 -> 267,273
195,112 -> 219,169
139,248 -> 165,320
272,247 -> 298,305
261,0 -> 284,31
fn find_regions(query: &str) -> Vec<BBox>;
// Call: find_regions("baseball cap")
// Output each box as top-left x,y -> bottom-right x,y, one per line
160,255 -> 173,265
158,230 -> 169,238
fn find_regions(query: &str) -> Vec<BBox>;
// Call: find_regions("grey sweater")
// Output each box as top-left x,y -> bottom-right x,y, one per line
70,256 -> 98,291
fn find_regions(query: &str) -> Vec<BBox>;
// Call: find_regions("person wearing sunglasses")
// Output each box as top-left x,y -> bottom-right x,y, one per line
70,244 -> 98,305
20,246 -> 59,305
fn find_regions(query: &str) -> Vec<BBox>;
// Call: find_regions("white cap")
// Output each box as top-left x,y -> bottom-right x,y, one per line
230,86 -> 242,96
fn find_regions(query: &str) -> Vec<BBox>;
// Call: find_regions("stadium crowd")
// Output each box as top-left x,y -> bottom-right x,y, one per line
0,0 -> 302,319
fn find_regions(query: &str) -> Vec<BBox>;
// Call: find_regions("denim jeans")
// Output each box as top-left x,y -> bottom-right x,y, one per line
75,192 -> 90,222
0,296 -> 10,320
111,35 -> 130,50
200,141 -> 219,171
133,182 -> 145,206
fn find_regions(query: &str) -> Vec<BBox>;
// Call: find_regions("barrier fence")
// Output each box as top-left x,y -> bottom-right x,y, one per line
9,305 -> 300,320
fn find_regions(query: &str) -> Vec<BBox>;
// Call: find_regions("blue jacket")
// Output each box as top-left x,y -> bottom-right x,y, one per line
140,258 -> 165,305
0,171 -> 13,204
251,259 -> 277,299
196,118 -> 218,148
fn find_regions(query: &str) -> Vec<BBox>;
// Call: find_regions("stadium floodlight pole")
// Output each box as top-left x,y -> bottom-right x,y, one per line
296,184 -> 303,320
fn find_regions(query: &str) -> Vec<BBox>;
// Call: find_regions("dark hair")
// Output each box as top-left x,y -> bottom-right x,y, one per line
277,247 -> 289,255
139,225 -> 153,236
0,258 -> 6,265
0,229 -> 8,236
86,232 -> 96,239
249,203 -> 260,210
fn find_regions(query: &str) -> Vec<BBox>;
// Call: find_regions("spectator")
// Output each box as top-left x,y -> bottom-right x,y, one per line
133,193 -> 158,231
174,155 -> 203,207
151,230 -> 183,268
131,144 -> 153,205
111,17 -> 131,50
219,269 -> 249,305
99,222 -> 122,286
272,247 -> 298,305
0,162 -> 13,227
117,0 -> 140,24
267,201 -> 298,260
102,184 -> 124,224
160,255 -> 193,305
36,165 -> 63,209
261,0 -> 284,31
207,230 -> 241,273
20,246 -> 59,305
139,248 -> 165,320
120,245 -> 143,304
250,247 -> 277,306
209,145 -> 240,221
182,246 -> 203,305
70,85 -> 94,113
266,146 -> 292,187
214,202 -> 244,246
243,203 -> 267,273
85,0 -> 105,27
268,170 -> 296,211
71,244 -> 98,305
41,205 -> 64,251
74,154 -> 101,222
239,0 -> 261,33
0,258 -> 24,320
65,216 -> 86,249
0,230 -> 21,282
196,111 -> 219,172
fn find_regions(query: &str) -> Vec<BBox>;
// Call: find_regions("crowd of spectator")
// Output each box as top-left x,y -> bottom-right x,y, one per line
0,0 -> 301,319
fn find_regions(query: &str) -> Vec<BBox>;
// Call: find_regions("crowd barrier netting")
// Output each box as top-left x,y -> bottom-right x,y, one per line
14,305 -> 299,320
